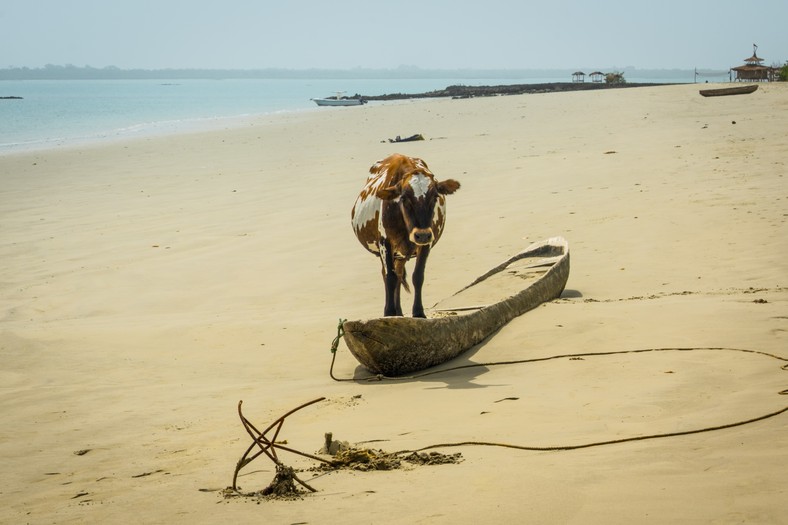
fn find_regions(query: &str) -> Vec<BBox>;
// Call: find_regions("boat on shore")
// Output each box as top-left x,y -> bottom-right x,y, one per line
311,92 -> 367,106
699,84 -> 758,97
342,237 -> 570,376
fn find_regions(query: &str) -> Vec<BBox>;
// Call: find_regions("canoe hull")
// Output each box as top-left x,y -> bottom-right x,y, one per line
699,84 -> 758,97
343,237 -> 570,376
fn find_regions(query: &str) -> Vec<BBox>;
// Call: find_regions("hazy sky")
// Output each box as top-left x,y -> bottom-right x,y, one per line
1,0 -> 786,71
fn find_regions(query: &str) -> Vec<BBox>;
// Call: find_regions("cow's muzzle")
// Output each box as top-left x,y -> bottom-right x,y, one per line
410,229 -> 433,245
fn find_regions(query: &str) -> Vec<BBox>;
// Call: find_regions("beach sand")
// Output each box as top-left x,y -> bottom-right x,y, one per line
2,83 -> 787,523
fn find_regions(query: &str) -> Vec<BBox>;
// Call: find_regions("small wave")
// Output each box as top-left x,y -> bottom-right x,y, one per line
0,108 -> 314,155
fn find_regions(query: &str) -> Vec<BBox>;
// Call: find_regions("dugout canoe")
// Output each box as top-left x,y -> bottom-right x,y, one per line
342,237 -> 570,376
699,84 -> 758,97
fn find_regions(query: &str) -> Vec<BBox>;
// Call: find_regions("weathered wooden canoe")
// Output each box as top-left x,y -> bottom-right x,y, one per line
342,237 -> 570,376
699,84 -> 758,97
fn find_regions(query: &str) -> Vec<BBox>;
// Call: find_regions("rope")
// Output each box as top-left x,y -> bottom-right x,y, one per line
328,319 -> 788,452
329,318 -> 348,382
396,405 -> 788,455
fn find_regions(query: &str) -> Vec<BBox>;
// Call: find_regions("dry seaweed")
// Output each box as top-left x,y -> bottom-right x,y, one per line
400,451 -> 464,466
317,447 -> 462,471
318,447 -> 401,471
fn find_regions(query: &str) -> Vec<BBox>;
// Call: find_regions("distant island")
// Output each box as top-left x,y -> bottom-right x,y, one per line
0,64 -> 701,81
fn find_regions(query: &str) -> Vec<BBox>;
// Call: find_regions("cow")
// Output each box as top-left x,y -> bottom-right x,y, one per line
351,154 -> 461,318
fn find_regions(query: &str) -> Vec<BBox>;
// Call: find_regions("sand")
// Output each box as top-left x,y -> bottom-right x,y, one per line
1,83 -> 787,523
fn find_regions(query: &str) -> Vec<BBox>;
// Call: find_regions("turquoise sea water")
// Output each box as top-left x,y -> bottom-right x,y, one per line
0,75 -> 702,154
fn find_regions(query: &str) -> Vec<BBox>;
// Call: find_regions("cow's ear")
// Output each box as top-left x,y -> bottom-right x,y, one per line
376,185 -> 401,200
437,179 -> 461,195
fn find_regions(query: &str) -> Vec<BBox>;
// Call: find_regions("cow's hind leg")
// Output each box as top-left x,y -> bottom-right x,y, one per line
411,245 -> 430,318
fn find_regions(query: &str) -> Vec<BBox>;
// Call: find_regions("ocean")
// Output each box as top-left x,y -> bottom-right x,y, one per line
0,74 -> 706,154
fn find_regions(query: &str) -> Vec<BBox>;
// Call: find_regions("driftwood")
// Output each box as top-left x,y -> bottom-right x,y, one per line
232,398 -> 332,494
343,237 -> 570,376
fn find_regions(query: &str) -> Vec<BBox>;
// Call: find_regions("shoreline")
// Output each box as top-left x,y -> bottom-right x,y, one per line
0,81 -> 715,156
2,78 -> 738,156
0,105 -> 322,156
0,79 -> 704,156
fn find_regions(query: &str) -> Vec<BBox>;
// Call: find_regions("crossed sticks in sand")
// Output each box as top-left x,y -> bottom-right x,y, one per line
232,397 -> 334,493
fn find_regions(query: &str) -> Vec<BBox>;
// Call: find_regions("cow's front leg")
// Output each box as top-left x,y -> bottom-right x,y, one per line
381,240 -> 401,316
411,245 -> 430,318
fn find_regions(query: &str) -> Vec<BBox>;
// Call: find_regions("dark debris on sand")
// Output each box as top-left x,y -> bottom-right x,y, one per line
223,465 -> 305,502
313,447 -> 463,472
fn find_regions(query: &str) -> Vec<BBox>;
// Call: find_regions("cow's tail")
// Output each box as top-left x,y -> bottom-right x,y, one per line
397,265 -> 411,293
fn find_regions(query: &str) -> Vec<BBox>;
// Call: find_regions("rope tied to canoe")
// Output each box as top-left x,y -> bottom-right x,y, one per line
329,318 -> 348,382
330,318 -> 346,355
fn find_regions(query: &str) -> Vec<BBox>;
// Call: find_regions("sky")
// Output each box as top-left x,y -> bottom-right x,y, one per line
1,0 -> 786,71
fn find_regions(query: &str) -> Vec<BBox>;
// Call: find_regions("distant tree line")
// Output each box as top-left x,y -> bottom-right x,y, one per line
605,71 -> 627,84
780,62 -> 788,81
1,64 -> 578,80
0,64 -> 699,81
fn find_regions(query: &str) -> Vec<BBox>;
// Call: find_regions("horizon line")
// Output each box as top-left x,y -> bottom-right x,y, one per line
3,64 -> 722,72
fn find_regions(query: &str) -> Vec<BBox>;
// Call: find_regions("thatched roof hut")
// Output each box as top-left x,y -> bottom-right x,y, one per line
743,53 -> 763,65
572,71 -> 585,83
589,71 -> 605,83
732,44 -> 771,82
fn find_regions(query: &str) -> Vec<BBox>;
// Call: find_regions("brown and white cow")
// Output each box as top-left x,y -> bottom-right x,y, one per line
351,154 -> 460,317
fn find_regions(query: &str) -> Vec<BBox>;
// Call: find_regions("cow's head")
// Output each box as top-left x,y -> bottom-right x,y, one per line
377,170 -> 460,245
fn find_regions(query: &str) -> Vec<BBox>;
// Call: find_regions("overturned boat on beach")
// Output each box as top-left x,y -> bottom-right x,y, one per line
342,237 -> 570,376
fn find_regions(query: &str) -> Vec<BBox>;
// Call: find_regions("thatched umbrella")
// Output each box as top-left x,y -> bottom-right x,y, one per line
589,71 -> 605,82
